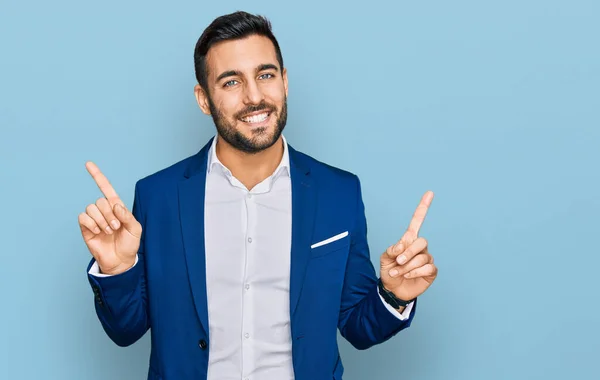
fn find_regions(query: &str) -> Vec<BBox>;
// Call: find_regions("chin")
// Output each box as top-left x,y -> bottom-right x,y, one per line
238,119 -> 278,139
239,125 -> 281,152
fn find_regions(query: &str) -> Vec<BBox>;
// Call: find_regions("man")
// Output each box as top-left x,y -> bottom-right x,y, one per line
80,11 -> 437,380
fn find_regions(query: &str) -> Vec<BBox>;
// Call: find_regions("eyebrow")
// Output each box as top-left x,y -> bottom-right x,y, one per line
257,63 -> 279,72
215,63 -> 279,82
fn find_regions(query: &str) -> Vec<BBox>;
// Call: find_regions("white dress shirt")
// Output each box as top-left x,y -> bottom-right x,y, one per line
89,134 -> 413,379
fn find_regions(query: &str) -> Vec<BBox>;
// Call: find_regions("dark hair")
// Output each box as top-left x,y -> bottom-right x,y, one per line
193,11 -> 284,90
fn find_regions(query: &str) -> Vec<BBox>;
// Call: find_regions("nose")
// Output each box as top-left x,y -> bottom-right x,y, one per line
243,79 -> 265,105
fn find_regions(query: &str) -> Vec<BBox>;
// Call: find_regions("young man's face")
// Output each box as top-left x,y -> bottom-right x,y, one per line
195,34 -> 289,154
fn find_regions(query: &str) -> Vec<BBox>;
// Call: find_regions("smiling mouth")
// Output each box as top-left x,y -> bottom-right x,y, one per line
240,111 -> 271,124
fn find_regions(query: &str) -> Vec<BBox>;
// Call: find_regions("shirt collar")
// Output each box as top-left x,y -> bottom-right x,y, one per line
207,134 -> 290,178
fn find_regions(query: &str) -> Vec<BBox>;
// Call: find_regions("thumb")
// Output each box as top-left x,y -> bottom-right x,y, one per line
382,241 -> 404,267
113,203 -> 142,238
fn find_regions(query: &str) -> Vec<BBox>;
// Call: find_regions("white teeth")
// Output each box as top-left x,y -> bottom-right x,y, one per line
242,112 -> 269,123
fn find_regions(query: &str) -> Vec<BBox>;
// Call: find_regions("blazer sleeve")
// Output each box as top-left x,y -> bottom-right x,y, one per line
337,175 -> 417,350
86,181 -> 150,347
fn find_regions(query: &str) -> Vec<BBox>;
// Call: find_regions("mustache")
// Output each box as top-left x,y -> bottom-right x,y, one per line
235,102 -> 275,119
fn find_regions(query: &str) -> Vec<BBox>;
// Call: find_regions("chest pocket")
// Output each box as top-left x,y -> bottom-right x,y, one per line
310,232 -> 350,259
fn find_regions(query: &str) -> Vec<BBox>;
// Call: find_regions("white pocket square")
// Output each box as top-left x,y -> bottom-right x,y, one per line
310,231 -> 349,249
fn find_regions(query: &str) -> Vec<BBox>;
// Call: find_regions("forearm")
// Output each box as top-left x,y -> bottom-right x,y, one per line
87,255 -> 150,346
339,283 -> 415,350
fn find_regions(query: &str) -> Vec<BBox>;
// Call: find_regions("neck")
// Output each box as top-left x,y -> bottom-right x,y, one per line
215,135 -> 285,190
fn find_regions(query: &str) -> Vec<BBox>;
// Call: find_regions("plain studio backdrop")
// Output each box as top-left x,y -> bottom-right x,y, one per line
1,1 -> 598,379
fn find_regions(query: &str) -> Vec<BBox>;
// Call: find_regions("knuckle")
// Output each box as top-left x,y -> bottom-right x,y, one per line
89,212 -> 107,225
426,264 -> 435,274
96,197 -> 107,207
85,204 -> 96,214
407,259 -> 420,270
95,219 -> 108,227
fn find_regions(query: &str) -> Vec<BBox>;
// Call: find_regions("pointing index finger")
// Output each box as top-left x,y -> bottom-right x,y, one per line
406,190 -> 434,238
85,161 -> 123,207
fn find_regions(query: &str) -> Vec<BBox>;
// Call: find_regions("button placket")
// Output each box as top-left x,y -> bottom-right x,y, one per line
241,190 -> 257,378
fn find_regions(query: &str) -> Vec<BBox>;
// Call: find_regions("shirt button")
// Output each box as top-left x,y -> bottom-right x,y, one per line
244,333 -> 250,339
247,237 -> 252,243
198,339 -> 207,350
245,284 -> 250,290
247,193 -> 252,199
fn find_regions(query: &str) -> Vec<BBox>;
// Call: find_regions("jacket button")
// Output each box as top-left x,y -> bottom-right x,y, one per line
198,339 -> 207,350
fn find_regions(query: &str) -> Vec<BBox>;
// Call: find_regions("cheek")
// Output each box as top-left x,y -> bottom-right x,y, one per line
214,96 -> 242,119
264,86 -> 286,106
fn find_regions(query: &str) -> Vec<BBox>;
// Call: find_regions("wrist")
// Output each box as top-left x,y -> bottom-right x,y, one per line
99,259 -> 135,276
377,278 -> 415,309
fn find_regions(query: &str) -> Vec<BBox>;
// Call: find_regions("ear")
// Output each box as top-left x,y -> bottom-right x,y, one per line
194,84 -> 211,115
282,67 -> 288,97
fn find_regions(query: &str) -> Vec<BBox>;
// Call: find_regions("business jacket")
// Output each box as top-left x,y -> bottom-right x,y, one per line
87,138 -> 417,380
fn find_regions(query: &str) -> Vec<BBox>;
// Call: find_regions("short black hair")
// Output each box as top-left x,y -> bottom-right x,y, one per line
193,11 -> 284,91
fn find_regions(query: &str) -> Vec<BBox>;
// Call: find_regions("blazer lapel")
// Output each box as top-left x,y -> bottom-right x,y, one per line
176,139 -> 317,333
288,146 -> 317,318
178,138 -> 213,334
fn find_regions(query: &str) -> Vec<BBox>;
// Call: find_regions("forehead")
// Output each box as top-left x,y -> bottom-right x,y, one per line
206,34 -> 279,78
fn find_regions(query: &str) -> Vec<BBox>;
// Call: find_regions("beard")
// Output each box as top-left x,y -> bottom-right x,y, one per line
207,95 -> 288,154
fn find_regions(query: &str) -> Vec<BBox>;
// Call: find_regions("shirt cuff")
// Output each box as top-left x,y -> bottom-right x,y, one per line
88,255 -> 139,277
378,292 -> 414,321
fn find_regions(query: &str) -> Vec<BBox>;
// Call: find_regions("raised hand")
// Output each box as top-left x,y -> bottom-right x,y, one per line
78,162 -> 141,275
380,191 -> 438,304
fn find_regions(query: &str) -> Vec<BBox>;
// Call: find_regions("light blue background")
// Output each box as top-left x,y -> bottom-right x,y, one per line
1,0 -> 598,379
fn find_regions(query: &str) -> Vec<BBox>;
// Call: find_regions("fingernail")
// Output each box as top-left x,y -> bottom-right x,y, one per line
404,272 -> 411,278
389,269 -> 399,277
111,220 -> 120,230
105,226 -> 113,234
397,255 -> 407,265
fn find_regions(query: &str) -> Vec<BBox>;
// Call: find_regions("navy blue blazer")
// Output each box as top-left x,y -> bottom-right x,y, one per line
87,138 -> 416,380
